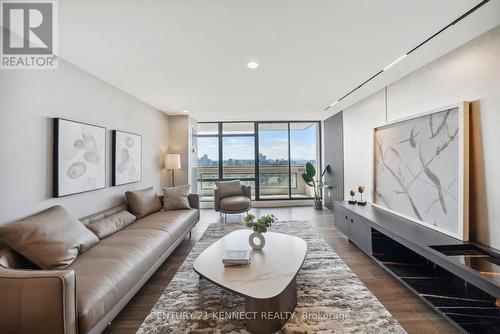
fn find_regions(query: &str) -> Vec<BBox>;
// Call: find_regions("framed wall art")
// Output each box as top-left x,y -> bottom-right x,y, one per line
112,130 -> 142,186
372,103 -> 469,240
53,118 -> 106,197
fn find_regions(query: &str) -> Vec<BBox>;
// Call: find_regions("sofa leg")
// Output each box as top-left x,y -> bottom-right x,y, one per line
189,230 -> 192,239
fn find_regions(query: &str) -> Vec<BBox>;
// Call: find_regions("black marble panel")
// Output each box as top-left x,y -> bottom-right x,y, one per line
371,228 -> 499,334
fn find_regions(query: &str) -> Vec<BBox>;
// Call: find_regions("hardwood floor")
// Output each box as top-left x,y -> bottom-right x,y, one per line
104,206 -> 459,334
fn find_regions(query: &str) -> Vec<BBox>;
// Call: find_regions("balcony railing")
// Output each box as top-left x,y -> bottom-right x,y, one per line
196,165 -> 315,200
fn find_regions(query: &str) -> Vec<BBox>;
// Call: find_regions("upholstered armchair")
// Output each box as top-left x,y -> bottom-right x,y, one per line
214,180 -> 251,221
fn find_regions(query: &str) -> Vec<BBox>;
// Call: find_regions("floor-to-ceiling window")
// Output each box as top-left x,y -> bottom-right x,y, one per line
197,123 -> 219,200
222,123 -> 256,198
258,123 -> 290,199
290,122 -> 320,198
197,121 -> 321,201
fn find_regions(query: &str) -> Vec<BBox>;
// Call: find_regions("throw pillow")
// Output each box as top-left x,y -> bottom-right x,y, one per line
215,180 -> 243,198
86,210 -> 136,239
125,187 -> 162,218
0,205 -> 99,269
162,185 -> 191,210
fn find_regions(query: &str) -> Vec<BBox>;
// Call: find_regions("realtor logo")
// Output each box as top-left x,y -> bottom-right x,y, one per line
1,0 -> 58,69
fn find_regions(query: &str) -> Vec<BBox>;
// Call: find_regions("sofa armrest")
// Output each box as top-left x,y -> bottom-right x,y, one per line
0,266 -> 77,334
188,193 -> 200,210
241,185 -> 252,199
214,188 -> 221,212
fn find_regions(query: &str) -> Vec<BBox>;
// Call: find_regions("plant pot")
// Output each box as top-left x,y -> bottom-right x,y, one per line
348,200 -> 357,205
249,232 -> 265,250
314,199 -> 323,210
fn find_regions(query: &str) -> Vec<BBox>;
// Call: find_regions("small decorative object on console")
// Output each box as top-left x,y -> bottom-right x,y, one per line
348,190 -> 357,204
244,213 -> 278,250
357,186 -> 366,206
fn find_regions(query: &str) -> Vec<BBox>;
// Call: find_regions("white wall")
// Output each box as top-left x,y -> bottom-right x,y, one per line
0,59 -> 170,224
343,25 -> 500,249
343,89 -> 386,202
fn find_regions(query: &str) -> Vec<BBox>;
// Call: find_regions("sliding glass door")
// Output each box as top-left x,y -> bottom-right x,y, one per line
290,122 -> 320,198
257,123 -> 290,199
197,123 -> 219,200
222,123 -> 255,198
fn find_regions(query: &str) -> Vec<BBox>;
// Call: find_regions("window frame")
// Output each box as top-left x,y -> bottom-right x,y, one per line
197,120 -> 322,201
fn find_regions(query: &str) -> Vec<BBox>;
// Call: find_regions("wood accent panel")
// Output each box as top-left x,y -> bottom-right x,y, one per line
469,100 -> 489,245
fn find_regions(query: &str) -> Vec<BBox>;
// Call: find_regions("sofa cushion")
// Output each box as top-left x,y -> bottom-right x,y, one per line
125,187 -> 162,218
0,206 -> 98,269
70,209 -> 199,332
215,180 -> 243,198
86,210 -> 136,239
0,246 -> 37,269
127,209 -> 198,241
162,185 -> 191,210
220,196 -> 251,212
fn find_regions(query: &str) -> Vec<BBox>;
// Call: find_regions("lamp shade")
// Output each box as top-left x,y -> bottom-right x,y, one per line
165,153 -> 181,170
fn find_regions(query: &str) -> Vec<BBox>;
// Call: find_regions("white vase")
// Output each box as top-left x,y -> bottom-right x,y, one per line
249,232 -> 265,250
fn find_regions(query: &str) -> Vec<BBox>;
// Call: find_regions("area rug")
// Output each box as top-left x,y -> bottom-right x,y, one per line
136,221 -> 406,334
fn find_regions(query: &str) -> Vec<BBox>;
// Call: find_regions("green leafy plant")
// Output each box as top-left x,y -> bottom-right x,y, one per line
244,214 -> 278,234
301,162 -> 330,201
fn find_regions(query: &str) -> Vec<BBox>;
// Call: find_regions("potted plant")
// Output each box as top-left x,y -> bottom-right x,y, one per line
301,162 -> 330,210
244,214 -> 278,250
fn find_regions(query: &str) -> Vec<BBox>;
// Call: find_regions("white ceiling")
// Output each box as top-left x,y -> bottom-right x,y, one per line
58,0 -> 500,121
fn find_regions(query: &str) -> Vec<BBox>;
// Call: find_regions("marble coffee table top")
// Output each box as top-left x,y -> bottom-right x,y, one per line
193,229 -> 307,299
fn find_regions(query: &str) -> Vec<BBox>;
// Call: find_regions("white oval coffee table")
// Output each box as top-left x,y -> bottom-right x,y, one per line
193,229 -> 307,334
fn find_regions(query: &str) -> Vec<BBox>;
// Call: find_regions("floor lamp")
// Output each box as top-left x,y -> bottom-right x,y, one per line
165,153 -> 181,186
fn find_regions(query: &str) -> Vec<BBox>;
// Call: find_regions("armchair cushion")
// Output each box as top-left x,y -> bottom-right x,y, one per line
0,205 -> 99,269
215,180 -> 243,198
220,196 -> 251,212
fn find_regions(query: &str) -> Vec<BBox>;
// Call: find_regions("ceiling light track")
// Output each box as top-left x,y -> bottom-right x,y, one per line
324,0 -> 490,111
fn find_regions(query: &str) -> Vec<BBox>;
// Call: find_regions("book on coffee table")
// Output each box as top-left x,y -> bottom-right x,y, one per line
222,250 -> 251,266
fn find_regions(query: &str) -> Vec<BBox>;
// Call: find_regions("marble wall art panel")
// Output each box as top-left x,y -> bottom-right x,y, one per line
54,118 -> 106,197
373,103 -> 469,240
112,130 -> 142,186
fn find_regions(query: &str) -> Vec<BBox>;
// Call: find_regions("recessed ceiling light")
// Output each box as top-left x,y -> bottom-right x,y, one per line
247,62 -> 259,69
183,110 -> 189,113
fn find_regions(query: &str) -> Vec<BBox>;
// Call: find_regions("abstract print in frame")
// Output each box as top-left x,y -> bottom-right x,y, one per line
112,130 -> 142,186
54,118 -> 106,197
373,103 -> 469,240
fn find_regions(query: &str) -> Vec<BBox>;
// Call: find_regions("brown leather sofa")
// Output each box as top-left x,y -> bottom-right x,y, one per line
0,194 -> 199,334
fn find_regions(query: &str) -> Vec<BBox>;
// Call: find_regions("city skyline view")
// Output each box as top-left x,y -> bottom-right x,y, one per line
198,153 -> 317,166
197,124 -> 319,164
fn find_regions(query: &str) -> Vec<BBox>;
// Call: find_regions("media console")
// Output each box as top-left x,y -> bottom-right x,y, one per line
334,201 -> 500,334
